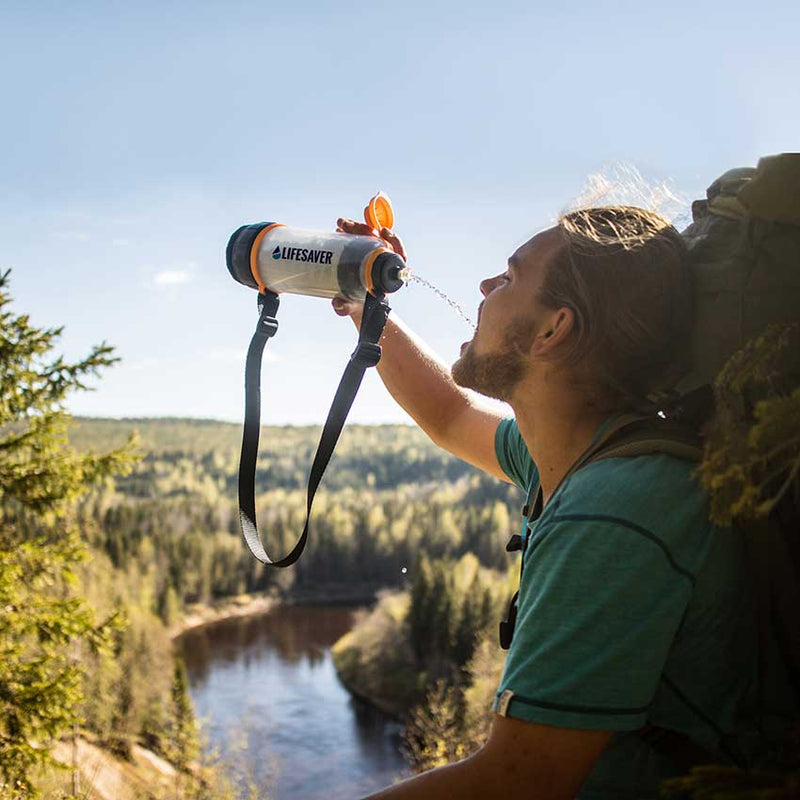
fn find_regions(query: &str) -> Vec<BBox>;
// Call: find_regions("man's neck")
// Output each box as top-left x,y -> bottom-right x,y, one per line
511,377 -> 607,506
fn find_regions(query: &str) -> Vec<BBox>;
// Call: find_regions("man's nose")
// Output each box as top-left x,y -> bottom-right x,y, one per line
480,275 -> 500,297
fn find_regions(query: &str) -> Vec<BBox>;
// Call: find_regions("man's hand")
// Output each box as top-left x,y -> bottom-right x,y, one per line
336,217 -> 406,260
328,217 -> 507,480
331,218 -> 407,321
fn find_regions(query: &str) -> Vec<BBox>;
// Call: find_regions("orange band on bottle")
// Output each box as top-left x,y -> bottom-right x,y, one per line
250,223 -> 286,294
362,246 -> 388,297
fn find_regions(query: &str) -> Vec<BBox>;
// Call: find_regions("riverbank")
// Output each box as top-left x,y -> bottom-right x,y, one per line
49,734 -> 179,800
171,583 -> 386,639
331,592 -> 420,720
173,593 -> 278,638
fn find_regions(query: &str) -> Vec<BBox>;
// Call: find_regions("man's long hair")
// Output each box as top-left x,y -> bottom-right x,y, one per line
538,206 -> 692,412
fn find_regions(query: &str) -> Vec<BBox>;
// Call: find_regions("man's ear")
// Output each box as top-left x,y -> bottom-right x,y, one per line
531,307 -> 574,357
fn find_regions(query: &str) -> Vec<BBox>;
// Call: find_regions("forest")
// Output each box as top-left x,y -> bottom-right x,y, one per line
63,416 -> 528,796
68,417 -> 520,614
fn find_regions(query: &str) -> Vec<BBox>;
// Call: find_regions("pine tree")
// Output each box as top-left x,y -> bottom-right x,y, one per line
0,270 -> 134,795
168,659 -> 198,778
408,554 -> 433,666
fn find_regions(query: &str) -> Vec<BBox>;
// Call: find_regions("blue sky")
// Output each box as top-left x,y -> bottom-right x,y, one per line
1,0 -> 797,424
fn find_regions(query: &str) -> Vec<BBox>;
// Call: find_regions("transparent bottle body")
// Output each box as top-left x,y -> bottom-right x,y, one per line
254,227 -> 384,301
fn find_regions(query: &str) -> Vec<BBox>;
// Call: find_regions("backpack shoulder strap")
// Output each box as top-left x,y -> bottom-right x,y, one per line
557,414 -> 703,497
588,420 -> 704,464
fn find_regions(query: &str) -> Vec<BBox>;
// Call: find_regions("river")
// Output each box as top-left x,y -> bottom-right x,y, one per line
176,605 -> 410,800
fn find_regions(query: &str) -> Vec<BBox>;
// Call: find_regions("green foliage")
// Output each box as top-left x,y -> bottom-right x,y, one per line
699,323 -> 800,524
0,271 -> 135,795
167,660 -> 199,772
408,553 -> 501,675
66,418 -> 518,625
333,553 -> 513,771
0,530 -> 113,793
661,764 -> 800,800
678,322 -> 800,796
332,593 -> 419,717
403,680 -> 468,772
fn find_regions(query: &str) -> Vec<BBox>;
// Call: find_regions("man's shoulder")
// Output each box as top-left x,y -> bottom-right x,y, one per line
547,453 -> 716,558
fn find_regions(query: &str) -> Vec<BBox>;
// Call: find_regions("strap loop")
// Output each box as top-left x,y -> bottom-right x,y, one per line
351,342 -> 382,367
237,289 -> 391,568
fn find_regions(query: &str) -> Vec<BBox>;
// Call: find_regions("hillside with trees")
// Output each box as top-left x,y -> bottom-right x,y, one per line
68,417 -> 520,620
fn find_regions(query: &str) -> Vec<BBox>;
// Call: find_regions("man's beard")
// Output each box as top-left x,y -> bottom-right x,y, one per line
451,318 -> 537,402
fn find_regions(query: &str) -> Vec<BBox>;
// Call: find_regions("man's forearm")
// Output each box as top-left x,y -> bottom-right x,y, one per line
361,752 -> 498,800
357,715 -> 610,800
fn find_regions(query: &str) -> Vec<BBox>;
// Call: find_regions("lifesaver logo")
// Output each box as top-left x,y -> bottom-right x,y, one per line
271,246 -> 334,265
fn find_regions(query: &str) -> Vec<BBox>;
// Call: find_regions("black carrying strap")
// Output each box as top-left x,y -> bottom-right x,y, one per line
238,290 -> 390,567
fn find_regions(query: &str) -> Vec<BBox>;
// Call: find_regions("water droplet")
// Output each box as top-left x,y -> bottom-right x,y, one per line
406,272 -> 476,330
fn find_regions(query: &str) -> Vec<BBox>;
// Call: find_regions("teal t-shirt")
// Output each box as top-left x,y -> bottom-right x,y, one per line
493,417 -> 759,800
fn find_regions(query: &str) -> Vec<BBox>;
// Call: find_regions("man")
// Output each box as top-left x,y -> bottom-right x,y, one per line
333,207 -> 756,800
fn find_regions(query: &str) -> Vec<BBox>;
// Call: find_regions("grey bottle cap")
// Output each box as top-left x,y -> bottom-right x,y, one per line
226,223 -> 277,290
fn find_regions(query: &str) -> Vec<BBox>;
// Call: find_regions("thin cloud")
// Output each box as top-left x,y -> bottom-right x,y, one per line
154,270 -> 191,286
112,237 -> 130,246
52,231 -> 90,242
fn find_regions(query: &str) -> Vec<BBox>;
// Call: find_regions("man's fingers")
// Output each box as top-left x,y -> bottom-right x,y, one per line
380,228 -> 407,260
337,218 -> 378,237
336,218 -> 407,261
331,296 -> 364,321
331,297 -> 349,316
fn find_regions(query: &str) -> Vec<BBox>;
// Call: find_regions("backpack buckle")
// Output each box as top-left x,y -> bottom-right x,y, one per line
499,591 -> 519,650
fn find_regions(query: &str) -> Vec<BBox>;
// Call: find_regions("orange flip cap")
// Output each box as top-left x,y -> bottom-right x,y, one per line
364,191 -> 395,232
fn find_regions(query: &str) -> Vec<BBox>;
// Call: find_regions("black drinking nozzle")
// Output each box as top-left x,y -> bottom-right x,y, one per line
371,252 -> 408,295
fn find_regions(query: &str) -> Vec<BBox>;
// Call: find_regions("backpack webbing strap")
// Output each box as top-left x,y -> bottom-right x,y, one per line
238,290 -> 390,567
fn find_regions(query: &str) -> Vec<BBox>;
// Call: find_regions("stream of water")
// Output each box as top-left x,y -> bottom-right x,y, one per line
406,273 -> 477,331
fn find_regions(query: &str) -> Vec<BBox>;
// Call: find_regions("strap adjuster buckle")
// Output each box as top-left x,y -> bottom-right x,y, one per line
255,291 -> 280,339
258,315 -> 279,338
351,342 -> 382,367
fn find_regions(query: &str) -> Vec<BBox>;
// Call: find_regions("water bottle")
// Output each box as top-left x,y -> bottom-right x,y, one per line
226,222 -> 408,301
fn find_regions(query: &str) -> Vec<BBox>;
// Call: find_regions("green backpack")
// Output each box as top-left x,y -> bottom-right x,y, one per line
597,153 -> 800,770
674,152 -> 800,400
